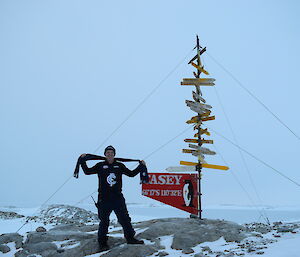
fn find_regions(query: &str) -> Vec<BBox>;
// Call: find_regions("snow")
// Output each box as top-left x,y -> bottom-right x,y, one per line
1,204 -> 300,256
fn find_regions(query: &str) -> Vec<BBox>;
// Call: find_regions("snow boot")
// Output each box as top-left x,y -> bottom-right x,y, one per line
126,237 -> 144,245
98,237 -> 109,251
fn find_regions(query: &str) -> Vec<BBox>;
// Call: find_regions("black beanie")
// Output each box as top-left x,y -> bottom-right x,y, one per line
104,145 -> 116,155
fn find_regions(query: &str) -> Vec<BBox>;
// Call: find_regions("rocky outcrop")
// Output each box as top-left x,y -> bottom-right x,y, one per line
27,204 -> 99,226
136,218 -> 249,250
0,211 -> 24,219
1,218 -> 253,257
1,205 -> 299,257
0,233 -> 23,249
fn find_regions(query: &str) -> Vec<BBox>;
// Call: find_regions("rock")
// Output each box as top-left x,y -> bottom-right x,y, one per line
57,237 -> 124,257
37,204 -> 99,225
23,241 -> 58,256
102,244 -> 158,257
0,244 -> 10,253
25,230 -> 95,244
0,233 -> 23,249
36,226 -> 47,232
138,218 -> 249,248
224,253 -> 235,257
15,249 -> 31,257
247,246 -> 257,252
276,226 -> 294,233
49,223 -> 98,232
194,253 -> 206,257
201,246 -> 212,253
0,211 -> 25,219
171,219 -> 248,250
156,251 -> 169,256
245,223 -> 272,234
182,248 -> 194,254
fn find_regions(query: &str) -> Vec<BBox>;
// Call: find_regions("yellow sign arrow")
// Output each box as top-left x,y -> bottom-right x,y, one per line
201,116 -> 215,122
190,62 -> 210,75
180,161 -> 229,171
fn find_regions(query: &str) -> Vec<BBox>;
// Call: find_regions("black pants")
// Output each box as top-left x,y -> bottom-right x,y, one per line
97,194 -> 135,242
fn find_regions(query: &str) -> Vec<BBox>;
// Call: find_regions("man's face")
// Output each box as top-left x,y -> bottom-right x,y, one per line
105,150 -> 115,162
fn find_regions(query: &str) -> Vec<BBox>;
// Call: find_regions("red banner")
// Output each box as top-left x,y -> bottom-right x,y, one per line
142,173 -> 199,215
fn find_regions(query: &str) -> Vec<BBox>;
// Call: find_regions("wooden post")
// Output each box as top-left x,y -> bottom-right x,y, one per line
196,35 -> 202,219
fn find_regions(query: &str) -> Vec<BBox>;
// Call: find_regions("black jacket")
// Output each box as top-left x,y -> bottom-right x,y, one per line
81,159 -> 144,199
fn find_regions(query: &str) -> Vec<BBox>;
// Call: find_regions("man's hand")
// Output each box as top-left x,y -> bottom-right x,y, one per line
140,160 -> 146,166
80,153 -> 86,158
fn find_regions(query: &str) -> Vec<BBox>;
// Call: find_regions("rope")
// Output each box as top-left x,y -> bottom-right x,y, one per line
207,53 -> 300,141
212,86 -> 270,223
93,48 -> 194,153
205,125 -> 300,188
16,174 -> 73,233
212,143 -> 270,224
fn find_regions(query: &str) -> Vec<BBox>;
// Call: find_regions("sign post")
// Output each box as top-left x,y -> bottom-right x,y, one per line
179,36 -> 229,219
142,36 -> 229,219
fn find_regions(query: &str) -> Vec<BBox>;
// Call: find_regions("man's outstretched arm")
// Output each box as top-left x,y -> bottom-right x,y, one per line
80,154 -> 99,175
121,160 -> 146,177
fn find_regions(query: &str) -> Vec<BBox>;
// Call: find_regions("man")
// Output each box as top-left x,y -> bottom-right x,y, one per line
80,145 -> 145,251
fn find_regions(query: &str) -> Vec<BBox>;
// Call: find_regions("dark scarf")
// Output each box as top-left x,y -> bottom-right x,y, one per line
73,154 -> 149,183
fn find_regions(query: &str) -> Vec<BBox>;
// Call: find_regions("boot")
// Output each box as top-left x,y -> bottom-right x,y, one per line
126,237 -> 144,245
98,237 -> 109,251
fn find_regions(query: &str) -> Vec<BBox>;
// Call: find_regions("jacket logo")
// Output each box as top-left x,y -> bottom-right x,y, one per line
107,173 -> 116,187
103,165 -> 108,169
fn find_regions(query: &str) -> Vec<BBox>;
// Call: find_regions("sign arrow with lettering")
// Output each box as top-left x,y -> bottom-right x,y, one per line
179,161 -> 229,171
188,144 -> 216,155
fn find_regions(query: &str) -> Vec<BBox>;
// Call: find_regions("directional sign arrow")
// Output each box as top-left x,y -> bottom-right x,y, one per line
166,166 -> 197,172
185,138 -> 213,144
190,62 -> 210,75
186,100 -> 212,110
193,91 -> 206,103
188,105 -> 210,115
188,144 -> 216,155
179,161 -> 229,171
184,139 -> 199,143
181,79 -> 215,86
201,116 -> 215,122
194,129 -> 211,137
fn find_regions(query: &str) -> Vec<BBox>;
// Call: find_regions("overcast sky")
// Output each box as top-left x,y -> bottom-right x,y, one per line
1,0 -> 300,209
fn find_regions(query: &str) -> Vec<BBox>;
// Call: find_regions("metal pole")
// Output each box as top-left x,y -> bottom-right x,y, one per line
195,35 -> 202,219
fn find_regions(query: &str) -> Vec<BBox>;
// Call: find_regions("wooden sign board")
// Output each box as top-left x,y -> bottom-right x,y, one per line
166,166 -> 196,172
201,139 -> 214,144
186,100 -> 212,110
184,139 -> 199,143
183,78 -> 215,83
193,91 -> 206,103
201,116 -> 215,122
180,161 -> 229,171
185,138 -> 213,144
181,81 -> 214,86
195,128 -> 211,136
188,144 -> 216,155
190,62 -> 210,75
188,105 -> 209,115
188,48 -> 206,65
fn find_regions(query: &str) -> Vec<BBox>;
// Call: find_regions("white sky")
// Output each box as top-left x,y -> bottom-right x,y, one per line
0,0 -> 300,208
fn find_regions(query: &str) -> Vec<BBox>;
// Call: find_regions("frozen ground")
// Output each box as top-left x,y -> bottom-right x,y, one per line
1,203 -> 300,256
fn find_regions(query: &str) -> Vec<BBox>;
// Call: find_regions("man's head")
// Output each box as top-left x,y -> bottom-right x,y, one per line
104,145 -> 116,163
